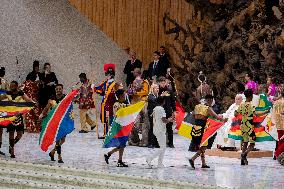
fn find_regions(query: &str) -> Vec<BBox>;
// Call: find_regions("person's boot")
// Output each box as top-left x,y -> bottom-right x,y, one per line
9,139 -> 15,158
189,159 -> 195,169
104,154 -> 110,164
117,160 -> 128,167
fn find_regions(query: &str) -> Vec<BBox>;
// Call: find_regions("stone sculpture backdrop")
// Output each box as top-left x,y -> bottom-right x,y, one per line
163,0 -> 284,110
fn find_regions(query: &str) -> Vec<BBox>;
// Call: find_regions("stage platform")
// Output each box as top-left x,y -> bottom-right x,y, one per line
206,149 -> 273,159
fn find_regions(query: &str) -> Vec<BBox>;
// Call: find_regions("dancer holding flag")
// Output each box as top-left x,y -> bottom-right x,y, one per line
103,89 -> 145,167
104,89 -> 129,167
0,81 -> 35,158
39,84 -> 78,163
189,94 -> 223,169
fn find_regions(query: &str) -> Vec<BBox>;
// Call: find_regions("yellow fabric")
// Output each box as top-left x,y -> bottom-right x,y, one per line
194,104 -> 209,117
116,101 -> 145,118
131,80 -> 149,103
272,98 -> 284,130
178,122 -> 193,139
237,102 -> 255,134
113,102 -> 127,115
79,109 -> 96,131
242,132 -> 256,143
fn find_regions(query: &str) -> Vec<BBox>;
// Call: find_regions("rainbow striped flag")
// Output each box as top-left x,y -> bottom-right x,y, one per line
39,90 -> 79,152
103,101 -> 145,148
228,114 -> 275,142
0,101 -> 34,126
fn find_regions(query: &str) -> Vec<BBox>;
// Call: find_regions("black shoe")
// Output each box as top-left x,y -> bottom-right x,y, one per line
201,165 -> 210,168
147,145 -> 154,148
252,148 -> 260,151
169,145 -> 175,148
10,154 -> 15,158
189,159 -> 195,169
104,154 -> 110,164
79,130 -> 88,133
98,136 -> 105,139
49,152 -> 55,161
58,159 -> 64,163
273,155 -> 277,160
91,126 -> 96,130
117,161 -> 128,167
0,151 -> 5,156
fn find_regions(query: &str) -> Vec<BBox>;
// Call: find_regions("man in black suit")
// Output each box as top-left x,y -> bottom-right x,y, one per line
158,76 -> 176,148
148,51 -> 163,82
159,46 -> 170,71
123,51 -> 142,87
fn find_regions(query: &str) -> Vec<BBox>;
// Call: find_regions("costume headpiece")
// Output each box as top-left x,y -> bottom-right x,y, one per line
104,63 -> 115,76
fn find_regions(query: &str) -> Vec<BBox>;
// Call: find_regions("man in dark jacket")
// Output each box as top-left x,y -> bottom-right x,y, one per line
148,51 -> 169,82
158,76 -> 176,148
123,51 -> 142,87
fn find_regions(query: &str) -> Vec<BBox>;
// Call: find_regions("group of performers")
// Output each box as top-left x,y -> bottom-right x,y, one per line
1,61 -> 284,169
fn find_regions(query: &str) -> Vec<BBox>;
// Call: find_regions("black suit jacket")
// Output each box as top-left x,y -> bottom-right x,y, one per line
148,60 -> 165,80
123,59 -> 142,86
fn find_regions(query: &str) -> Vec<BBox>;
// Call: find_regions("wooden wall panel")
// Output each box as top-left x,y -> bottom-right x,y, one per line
68,0 -> 195,68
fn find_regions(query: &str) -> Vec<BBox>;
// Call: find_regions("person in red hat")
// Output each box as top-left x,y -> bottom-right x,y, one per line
93,63 -> 118,138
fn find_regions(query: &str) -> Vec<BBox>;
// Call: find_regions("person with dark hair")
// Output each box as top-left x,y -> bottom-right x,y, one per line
74,73 -> 96,133
158,76 -> 176,148
0,81 -> 35,158
189,94 -> 222,169
21,65 -> 42,133
39,63 -> 58,108
159,46 -> 170,75
235,89 -> 256,165
123,51 -> 142,87
26,60 -> 40,81
94,63 -> 117,138
245,72 -> 258,94
39,84 -> 66,163
104,89 -> 129,167
148,51 -> 166,82
146,96 -> 174,168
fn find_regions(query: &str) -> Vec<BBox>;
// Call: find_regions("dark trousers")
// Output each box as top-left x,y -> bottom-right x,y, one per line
166,122 -> 173,146
148,115 -> 159,147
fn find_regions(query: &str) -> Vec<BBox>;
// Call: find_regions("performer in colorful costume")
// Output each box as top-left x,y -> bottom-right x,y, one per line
272,91 -> 284,164
188,95 -> 222,169
94,63 -> 116,138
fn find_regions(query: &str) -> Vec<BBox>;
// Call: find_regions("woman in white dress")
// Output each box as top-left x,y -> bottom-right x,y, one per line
216,94 -> 245,150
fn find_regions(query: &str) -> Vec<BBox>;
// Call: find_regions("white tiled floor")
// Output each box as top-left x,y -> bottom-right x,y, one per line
0,128 -> 283,189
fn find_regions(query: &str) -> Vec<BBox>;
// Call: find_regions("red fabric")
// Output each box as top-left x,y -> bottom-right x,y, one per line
104,63 -> 115,72
21,80 -> 42,133
201,118 -> 224,146
175,101 -> 185,130
275,130 -> 284,158
114,123 -> 134,138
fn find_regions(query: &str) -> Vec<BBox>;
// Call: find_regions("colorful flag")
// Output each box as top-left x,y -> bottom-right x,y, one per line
200,118 -> 224,146
177,113 -> 194,139
0,101 -> 34,126
103,101 -> 145,148
39,90 -> 79,152
228,114 -> 275,142
175,101 -> 186,130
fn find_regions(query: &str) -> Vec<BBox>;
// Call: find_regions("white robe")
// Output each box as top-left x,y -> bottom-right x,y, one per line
216,103 -> 239,147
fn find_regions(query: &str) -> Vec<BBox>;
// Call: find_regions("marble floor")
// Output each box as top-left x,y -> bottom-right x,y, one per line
0,126 -> 283,189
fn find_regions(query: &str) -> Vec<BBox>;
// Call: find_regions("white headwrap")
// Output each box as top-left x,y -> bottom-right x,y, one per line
236,93 -> 246,103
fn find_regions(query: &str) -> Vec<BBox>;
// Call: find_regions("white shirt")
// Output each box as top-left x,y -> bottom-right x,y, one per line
153,106 -> 167,135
